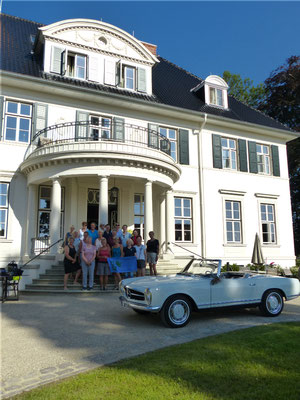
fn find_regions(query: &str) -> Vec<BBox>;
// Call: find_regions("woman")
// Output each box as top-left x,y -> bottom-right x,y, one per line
63,237 -> 81,290
72,231 -> 82,285
64,225 -> 75,246
111,237 -> 123,289
146,231 -> 159,276
81,236 -> 96,291
123,238 -> 136,278
95,230 -> 103,251
79,221 -> 88,241
96,237 -> 111,290
134,236 -> 147,277
131,229 -> 139,246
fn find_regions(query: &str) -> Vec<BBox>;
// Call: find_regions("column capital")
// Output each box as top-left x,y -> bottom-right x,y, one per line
98,175 -> 110,179
51,177 -> 61,184
145,179 -> 153,185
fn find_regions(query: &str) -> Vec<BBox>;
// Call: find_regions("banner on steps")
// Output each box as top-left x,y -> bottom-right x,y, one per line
107,257 -> 137,273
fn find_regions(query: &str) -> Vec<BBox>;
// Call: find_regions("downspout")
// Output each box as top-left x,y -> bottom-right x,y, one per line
195,114 -> 207,258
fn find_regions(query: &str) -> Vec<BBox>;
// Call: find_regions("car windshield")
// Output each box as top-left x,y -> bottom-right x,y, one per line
178,258 -> 220,276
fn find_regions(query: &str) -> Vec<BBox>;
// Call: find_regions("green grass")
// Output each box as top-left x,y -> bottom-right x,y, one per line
14,322 -> 300,400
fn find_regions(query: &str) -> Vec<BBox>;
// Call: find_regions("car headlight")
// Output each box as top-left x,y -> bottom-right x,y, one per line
120,283 -> 125,295
144,288 -> 152,305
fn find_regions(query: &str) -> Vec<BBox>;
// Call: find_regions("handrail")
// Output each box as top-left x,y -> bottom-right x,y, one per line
22,238 -> 63,268
24,120 -> 172,159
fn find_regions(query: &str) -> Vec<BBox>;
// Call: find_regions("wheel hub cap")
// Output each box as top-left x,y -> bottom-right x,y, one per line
169,300 -> 190,325
266,293 -> 282,314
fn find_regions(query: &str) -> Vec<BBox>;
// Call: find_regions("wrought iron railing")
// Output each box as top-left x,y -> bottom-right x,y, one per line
24,238 -> 63,268
25,121 -> 172,159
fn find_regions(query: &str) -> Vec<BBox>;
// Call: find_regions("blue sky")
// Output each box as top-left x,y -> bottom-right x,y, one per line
2,1 -> 300,85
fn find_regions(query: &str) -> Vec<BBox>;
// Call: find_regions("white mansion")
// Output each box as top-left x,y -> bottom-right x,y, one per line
0,14 -> 298,285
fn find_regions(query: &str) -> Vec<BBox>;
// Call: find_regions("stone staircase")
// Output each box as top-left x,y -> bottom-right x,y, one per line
22,259 -> 182,294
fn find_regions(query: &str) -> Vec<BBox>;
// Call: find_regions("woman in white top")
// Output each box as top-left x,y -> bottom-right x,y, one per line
95,230 -> 103,251
79,221 -> 88,241
134,236 -> 147,277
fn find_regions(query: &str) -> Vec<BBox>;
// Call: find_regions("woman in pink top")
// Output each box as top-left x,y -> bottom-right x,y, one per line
81,236 -> 96,291
96,237 -> 111,290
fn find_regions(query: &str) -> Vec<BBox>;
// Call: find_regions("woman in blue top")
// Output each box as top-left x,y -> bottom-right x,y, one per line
123,238 -> 136,278
111,237 -> 123,289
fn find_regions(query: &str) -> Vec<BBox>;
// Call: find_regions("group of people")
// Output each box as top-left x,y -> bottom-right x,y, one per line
63,222 -> 159,291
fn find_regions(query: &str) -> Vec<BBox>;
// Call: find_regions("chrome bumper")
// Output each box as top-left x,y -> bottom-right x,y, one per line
119,296 -> 160,312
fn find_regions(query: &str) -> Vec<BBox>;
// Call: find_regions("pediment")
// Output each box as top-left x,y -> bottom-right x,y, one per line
39,19 -> 158,64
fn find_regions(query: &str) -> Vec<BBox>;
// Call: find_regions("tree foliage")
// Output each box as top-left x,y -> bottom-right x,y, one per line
222,70 -> 266,108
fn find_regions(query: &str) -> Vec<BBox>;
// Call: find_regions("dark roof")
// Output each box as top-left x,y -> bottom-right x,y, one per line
0,13 -> 292,133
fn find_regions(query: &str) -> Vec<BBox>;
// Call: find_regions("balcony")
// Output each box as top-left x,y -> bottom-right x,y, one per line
21,121 -> 181,185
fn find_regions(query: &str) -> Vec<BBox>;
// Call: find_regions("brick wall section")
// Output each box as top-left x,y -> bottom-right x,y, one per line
141,41 -> 157,56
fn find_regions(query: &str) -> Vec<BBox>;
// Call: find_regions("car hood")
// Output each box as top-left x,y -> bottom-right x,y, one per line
122,274 -> 198,290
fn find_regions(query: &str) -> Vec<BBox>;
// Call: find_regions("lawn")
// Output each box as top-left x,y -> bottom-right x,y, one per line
13,322 -> 300,400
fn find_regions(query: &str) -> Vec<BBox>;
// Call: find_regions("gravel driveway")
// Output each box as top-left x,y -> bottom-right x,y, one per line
1,293 -> 300,398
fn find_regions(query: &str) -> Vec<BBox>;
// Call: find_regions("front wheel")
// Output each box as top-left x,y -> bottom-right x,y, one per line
160,295 -> 192,328
259,290 -> 284,317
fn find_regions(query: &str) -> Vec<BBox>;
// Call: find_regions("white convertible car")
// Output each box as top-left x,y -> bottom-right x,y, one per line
119,258 -> 300,328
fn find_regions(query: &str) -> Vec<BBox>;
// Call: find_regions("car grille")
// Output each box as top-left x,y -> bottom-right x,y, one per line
125,286 -> 145,301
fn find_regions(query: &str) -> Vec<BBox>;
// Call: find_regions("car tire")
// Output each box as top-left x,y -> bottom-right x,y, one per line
259,289 -> 284,317
132,308 -> 149,315
160,295 -> 192,328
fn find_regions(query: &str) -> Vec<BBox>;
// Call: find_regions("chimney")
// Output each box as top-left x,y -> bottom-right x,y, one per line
141,41 -> 157,56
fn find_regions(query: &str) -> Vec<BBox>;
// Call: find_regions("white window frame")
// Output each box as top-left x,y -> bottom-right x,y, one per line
220,191 -> 246,247
89,115 -> 112,140
209,87 -> 224,107
4,101 -> 32,143
225,200 -> 242,243
0,182 -> 9,238
159,126 -> 177,162
38,185 -> 65,238
66,52 -> 87,80
124,65 -> 136,90
174,197 -> 193,242
221,138 -> 237,170
260,203 -> 277,245
256,144 -> 271,175
134,193 -> 144,239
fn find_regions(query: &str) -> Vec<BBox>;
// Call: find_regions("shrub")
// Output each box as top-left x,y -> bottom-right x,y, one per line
221,263 -> 240,272
290,266 -> 300,278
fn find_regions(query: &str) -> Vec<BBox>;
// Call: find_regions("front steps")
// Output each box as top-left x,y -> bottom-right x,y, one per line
22,259 -> 182,294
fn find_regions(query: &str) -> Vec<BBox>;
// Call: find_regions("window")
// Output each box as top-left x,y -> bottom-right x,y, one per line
257,144 -> 270,174
225,201 -> 242,243
124,66 -> 135,90
4,101 -> 32,143
67,53 -> 87,79
90,116 -> 112,140
221,138 -> 237,170
0,183 -> 9,237
159,127 -> 177,161
38,186 -> 65,238
134,194 -> 144,238
260,204 -> 276,244
209,87 -> 223,106
174,198 -> 192,242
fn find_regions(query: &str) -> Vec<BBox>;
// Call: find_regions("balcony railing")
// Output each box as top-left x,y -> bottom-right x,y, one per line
25,121 -> 172,159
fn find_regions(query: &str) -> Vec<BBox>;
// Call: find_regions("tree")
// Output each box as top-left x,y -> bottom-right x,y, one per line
222,70 -> 266,108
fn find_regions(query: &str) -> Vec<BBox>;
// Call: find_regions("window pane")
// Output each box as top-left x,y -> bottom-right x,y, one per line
221,138 -> 227,147
175,198 -> 181,207
5,128 -> 16,141
77,56 -> 85,67
226,221 -> 232,233
229,140 -> 235,149
20,104 -> 31,116
134,203 -> 140,214
39,212 -> 50,237
227,231 -> 233,242
184,231 -> 191,241
183,199 -> 190,208
217,89 -> 223,106
0,183 -> 8,196
19,129 -> 29,143
175,220 -> 182,230
175,230 -> 182,241
263,146 -> 269,154
7,102 -> 18,114
210,87 -> 216,104
183,207 -> 190,217
175,207 -> 181,217
234,231 -> 241,242
160,128 -> 167,137
91,117 -> 99,126
169,129 -> 176,139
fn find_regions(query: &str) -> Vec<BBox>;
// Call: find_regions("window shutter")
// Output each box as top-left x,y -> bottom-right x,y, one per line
178,129 -> 189,165
88,56 -> 100,82
137,68 -> 147,92
248,141 -> 258,173
148,123 -> 159,149
113,117 -> 125,141
212,134 -> 222,169
0,96 -> 4,141
51,46 -> 64,74
32,103 -> 48,139
116,60 -> 123,87
104,59 -> 116,85
271,145 -> 280,177
160,138 -> 170,155
75,110 -> 89,140
238,139 -> 248,172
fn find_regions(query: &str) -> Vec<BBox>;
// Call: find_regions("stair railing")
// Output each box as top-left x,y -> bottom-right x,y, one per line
22,238 -> 63,269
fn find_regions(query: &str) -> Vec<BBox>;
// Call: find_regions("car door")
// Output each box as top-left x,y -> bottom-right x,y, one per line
210,275 -> 260,308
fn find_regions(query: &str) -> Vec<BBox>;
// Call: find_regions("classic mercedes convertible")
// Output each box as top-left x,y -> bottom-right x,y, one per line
119,258 -> 300,328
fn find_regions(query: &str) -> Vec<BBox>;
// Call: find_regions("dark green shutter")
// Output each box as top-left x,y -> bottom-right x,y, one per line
178,129 -> 189,165
137,68 -> 147,92
238,139 -> 248,172
32,103 -> 48,139
75,110 -> 89,140
113,117 -> 125,141
148,123 -> 159,149
271,145 -> 280,177
212,134 -> 222,169
0,96 -> 4,141
248,141 -> 258,173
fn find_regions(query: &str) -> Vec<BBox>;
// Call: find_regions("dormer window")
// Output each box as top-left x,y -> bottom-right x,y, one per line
66,53 -> 86,79
191,75 -> 229,109
125,66 -> 135,90
209,87 -> 223,107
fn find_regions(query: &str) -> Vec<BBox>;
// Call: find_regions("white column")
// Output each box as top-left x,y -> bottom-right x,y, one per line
144,180 -> 153,240
160,193 -> 166,253
50,178 -> 61,254
99,176 -> 109,225
69,178 -> 78,227
25,184 -> 37,257
166,189 -> 174,253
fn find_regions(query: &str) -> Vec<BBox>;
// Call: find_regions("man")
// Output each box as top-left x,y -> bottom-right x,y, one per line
103,224 -> 113,246
87,222 -> 98,245
146,231 -> 159,276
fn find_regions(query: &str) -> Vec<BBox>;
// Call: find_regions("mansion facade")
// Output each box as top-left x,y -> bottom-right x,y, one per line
0,14 -> 298,283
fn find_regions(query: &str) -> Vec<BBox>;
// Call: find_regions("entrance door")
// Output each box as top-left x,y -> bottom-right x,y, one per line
87,188 -> 118,228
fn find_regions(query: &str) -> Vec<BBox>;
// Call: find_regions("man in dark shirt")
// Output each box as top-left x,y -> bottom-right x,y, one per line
146,231 -> 159,276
